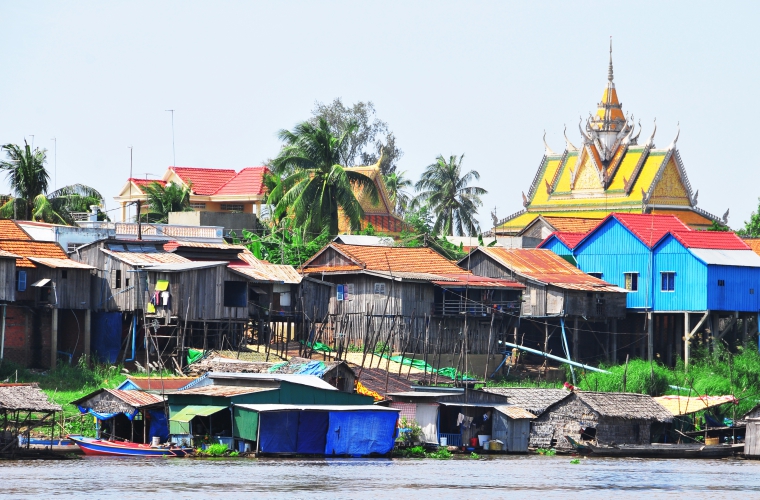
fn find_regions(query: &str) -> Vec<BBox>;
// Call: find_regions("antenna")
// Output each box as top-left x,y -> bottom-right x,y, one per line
165,109 -> 175,167
51,138 -> 57,190
128,146 -> 133,222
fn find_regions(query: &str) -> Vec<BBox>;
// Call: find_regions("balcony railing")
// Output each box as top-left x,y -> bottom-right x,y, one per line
434,300 -> 521,317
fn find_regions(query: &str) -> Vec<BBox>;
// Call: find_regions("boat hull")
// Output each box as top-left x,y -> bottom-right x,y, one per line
588,443 -> 738,459
68,435 -> 191,457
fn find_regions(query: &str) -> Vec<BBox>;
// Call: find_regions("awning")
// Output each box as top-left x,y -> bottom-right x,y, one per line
31,279 -> 51,287
250,287 -> 268,295
169,405 -> 227,422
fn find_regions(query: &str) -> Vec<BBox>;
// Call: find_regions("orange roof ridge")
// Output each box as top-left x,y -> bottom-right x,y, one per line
0,220 -> 32,241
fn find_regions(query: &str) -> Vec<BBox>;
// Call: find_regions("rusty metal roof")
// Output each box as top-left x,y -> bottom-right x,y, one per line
432,274 -> 525,289
105,389 -> 165,407
231,252 -> 302,284
28,257 -> 95,269
175,385 -> 275,397
472,247 -> 625,292
101,248 -> 191,266
125,377 -> 197,391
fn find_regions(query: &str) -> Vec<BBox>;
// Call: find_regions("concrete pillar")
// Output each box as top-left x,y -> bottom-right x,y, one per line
684,312 -> 691,370
647,312 -> 654,362
611,319 -> 617,365
573,317 -> 579,362
84,309 -> 91,364
256,202 -> 261,217
50,308 -> 58,369
120,202 -> 127,223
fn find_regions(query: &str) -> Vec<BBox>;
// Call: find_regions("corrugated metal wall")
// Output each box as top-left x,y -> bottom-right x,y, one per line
707,265 -> 760,312
652,235 -> 707,311
540,238 -> 573,257
575,220 -> 653,309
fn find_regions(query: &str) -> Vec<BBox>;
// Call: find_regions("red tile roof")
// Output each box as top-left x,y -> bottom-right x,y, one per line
214,167 -> 269,196
670,231 -> 750,250
612,213 -> 690,248
0,240 -> 69,268
479,248 -> 624,292
542,231 -> 587,249
169,167 -> 236,195
129,178 -> 166,190
0,220 -> 32,240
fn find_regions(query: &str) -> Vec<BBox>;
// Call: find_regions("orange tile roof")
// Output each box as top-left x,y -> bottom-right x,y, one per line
214,167 -> 269,196
332,244 -> 465,274
743,238 -> 760,257
0,240 -> 69,268
170,167 -> 237,195
0,220 -> 32,240
541,216 -> 602,233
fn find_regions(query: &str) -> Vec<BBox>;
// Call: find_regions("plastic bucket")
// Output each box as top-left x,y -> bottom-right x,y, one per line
440,437 -> 448,447
151,436 -> 161,447
478,435 -> 491,447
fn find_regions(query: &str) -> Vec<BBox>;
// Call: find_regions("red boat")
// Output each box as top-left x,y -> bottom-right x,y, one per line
68,435 -> 192,457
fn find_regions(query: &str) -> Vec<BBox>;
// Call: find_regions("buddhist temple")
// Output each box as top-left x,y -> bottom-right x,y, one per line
494,44 -> 722,236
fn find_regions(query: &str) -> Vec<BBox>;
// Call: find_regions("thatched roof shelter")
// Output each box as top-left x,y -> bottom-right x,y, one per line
577,392 -> 673,422
482,387 -> 571,417
0,384 -> 61,412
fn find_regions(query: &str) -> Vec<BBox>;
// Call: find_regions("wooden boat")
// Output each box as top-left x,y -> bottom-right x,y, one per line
68,435 -> 192,457
586,442 -> 740,459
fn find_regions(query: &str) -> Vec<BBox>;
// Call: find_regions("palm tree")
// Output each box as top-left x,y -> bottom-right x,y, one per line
269,117 -> 378,237
140,181 -> 193,223
413,154 -> 486,236
0,141 -> 105,223
384,170 -> 412,214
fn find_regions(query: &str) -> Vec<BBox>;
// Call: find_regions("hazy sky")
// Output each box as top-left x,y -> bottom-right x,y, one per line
1,1 -> 758,228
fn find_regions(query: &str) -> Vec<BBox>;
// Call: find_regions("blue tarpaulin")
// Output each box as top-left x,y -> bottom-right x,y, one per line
325,411 -> 397,456
78,406 -> 138,421
91,312 -> 122,363
259,411 -> 299,453
296,411 -> 328,454
147,409 -> 170,442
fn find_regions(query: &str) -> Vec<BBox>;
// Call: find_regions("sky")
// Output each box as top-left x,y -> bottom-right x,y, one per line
0,1 -> 758,228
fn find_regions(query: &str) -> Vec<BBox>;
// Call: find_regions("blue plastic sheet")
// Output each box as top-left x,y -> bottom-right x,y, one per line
296,411 -> 328,454
147,410 -> 170,442
259,411 -> 299,453
325,411 -> 398,456
91,312 -> 122,363
78,406 -> 138,421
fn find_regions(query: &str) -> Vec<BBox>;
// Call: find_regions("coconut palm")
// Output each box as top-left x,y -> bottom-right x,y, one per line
412,154 -> 486,236
269,117 -> 378,237
384,170 -> 412,214
140,181 -> 193,223
0,141 -> 105,223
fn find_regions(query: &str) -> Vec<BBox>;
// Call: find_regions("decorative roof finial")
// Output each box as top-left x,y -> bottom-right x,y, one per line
608,37 -> 614,82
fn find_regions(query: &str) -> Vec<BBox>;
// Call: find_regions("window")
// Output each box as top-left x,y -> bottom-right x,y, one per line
221,203 -> 244,212
114,270 -> 122,289
588,272 -> 603,279
624,272 -> 638,292
661,272 -> 675,292
17,270 -> 26,292
374,283 -> 386,295
61,270 -> 68,280
337,283 -> 353,302
751,289 -> 755,295
223,281 -> 248,307
718,280 -> 725,287
190,203 -> 207,209
337,284 -> 345,301
67,242 -> 84,253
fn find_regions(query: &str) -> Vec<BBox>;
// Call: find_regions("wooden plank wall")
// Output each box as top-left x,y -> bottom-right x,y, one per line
0,259 -> 15,302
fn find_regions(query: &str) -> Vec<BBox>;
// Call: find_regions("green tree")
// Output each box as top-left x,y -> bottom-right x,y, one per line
311,99 -> 403,175
140,181 -> 193,223
269,117 -> 378,237
738,198 -> 760,237
0,141 -> 105,223
383,170 -> 412,214
412,154 -> 486,236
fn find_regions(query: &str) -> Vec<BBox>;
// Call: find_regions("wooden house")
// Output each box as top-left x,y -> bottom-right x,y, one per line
0,221 -> 95,368
300,243 -> 525,355
530,391 -> 673,449
460,247 -> 626,365
542,213 -> 760,365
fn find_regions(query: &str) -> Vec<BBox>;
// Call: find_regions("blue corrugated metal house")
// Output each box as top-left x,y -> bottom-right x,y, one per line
539,213 -> 760,365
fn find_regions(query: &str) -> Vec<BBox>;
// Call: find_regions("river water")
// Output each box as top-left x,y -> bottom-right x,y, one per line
3,455 -> 759,499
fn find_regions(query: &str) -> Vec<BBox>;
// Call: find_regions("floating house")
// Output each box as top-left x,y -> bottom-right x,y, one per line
531,391 -> 673,449
300,242 -> 525,354
0,220 -> 95,368
460,247 -> 626,364
72,388 -> 167,444
542,213 -> 760,364
493,48 -> 721,236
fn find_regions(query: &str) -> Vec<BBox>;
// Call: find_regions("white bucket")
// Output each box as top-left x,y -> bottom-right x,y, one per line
151,436 -> 161,447
477,434 -> 491,447
440,436 -> 448,447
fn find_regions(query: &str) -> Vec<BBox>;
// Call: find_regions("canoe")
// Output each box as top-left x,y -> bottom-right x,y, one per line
587,442 -> 739,459
68,435 -> 192,457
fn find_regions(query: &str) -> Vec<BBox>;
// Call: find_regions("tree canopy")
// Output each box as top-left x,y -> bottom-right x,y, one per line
738,198 -> 760,237
140,181 -> 193,223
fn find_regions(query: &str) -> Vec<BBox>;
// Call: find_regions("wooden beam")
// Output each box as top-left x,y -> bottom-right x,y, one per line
714,312 -> 738,341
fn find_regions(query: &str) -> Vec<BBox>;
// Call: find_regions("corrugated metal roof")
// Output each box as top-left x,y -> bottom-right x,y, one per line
432,274 -> 525,289
101,248 -> 191,266
170,405 -> 228,422
387,391 -> 461,398
234,403 -> 398,412
176,385 -> 275,397
670,231 -> 750,250
143,261 -> 228,272
28,257 -> 95,269
207,372 -> 338,391
104,389 -> 165,408
122,377 -> 197,391
494,405 -> 537,419
654,395 -> 737,416
0,249 -> 20,259
333,235 -> 395,246
689,249 -> 760,268
474,248 -> 626,292
164,241 -> 247,252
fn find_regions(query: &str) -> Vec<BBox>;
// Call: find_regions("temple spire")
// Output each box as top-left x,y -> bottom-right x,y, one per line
608,37 -> 614,82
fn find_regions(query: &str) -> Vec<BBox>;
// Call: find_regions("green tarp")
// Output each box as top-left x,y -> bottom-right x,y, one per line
233,407 -> 259,442
170,405 -> 227,422
187,348 -> 205,365
299,341 -> 333,353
